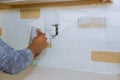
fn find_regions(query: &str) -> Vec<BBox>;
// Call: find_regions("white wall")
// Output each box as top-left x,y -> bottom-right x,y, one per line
0,0 -> 120,75
0,9 -> 34,49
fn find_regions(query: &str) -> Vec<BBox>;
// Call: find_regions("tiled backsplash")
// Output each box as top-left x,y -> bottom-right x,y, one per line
0,0 -> 120,77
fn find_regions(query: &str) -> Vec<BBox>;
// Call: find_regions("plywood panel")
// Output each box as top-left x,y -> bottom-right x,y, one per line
20,9 -> 40,19
92,51 -> 120,63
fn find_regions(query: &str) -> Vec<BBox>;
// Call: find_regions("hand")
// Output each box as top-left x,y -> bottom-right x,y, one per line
28,29 -> 47,58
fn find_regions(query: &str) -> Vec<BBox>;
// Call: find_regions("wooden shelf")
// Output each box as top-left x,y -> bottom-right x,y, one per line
0,0 -> 112,9
0,3 -> 12,9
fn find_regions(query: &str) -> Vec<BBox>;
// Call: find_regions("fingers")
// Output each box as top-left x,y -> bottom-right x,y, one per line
36,29 -> 46,37
36,34 -> 47,42
36,29 -> 42,36
36,28 -> 47,41
41,33 -> 46,37
43,34 -> 47,40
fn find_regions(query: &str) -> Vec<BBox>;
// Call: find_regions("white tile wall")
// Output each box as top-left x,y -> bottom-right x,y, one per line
0,1 -> 120,80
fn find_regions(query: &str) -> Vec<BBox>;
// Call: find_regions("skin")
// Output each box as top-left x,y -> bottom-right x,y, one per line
28,29 -> 47,58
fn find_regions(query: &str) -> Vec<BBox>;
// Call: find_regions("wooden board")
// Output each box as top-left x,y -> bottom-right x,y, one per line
92,51 -> 120,63
0,0 -> 112,9
12,0 -> 112,8
0,3 -> 12,9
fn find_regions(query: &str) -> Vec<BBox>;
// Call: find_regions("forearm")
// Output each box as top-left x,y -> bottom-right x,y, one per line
0,39 -> 33,74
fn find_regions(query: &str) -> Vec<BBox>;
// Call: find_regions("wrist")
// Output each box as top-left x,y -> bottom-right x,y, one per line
28,44 -> 39,57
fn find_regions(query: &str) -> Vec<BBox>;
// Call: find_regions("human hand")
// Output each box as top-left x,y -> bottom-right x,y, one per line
28,29 -> 47,57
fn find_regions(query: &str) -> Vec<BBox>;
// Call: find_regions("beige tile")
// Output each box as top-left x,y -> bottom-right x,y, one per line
92,51 -> 120,63
20,9 -> 40,19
